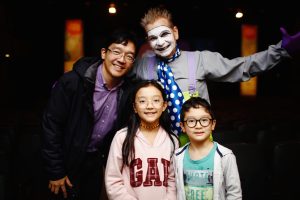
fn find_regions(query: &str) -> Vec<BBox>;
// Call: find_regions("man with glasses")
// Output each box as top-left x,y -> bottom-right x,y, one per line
41,29 -> 137,200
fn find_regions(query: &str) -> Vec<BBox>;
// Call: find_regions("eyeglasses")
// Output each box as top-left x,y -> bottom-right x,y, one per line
135,98 -> 164,108
183,117 -> 213,128
107,48 -> 135,63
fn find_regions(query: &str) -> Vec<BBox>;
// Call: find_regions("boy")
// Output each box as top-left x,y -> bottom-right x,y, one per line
173,97 -> 242,199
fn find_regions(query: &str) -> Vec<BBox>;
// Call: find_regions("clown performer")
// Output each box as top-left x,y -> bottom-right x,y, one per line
129,7 -> 300,144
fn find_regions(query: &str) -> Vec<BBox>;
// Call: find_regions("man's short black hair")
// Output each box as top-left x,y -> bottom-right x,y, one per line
103,28 -> 138,54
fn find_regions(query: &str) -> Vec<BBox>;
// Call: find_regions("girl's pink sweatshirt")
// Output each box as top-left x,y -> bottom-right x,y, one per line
105,127 -> 178,200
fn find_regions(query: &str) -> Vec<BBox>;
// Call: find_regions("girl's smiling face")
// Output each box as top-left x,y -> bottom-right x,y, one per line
134,85 -> 167,126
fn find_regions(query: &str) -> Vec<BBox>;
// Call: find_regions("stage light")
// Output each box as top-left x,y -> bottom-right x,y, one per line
235,10 -> 243,18
108,3 -> 116,14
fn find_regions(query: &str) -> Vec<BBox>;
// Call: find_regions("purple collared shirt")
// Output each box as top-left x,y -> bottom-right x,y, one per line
87,64 -> 123,152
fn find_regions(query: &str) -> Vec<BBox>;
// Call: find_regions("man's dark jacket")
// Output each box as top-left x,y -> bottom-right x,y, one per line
41,57 -> 134,181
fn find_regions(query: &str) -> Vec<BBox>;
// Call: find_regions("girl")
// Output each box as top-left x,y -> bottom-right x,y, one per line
174,97 -> 242,200
105,80 -> 179,200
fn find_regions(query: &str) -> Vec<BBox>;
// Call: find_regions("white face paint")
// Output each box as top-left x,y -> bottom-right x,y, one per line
147,25 -> 177,58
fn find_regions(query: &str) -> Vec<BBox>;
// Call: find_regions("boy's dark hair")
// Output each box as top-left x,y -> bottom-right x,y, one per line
180,97 -> 215,122
122,80 -> 178,167
103,28 -> 138,54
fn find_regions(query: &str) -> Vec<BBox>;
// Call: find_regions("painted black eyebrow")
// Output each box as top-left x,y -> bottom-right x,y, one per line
148,29 -> 172,39
159,30 -> 171,36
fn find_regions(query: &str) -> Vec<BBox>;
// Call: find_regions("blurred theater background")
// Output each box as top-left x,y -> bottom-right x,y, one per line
1,0 -> 300,199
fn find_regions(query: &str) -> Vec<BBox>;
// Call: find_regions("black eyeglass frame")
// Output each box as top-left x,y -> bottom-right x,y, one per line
183,117 -> 214,128
106,48 -> 135,63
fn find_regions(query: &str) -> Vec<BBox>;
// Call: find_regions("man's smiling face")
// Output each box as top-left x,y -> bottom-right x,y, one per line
146,18 -> 178,58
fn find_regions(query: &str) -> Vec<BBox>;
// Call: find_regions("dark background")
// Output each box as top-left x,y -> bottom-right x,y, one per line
1,0 -> 300,111
1,0 -> 300,199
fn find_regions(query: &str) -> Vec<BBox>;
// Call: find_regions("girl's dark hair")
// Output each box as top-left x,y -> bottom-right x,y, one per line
122,80 -> 178,166
180,97 -> 215,122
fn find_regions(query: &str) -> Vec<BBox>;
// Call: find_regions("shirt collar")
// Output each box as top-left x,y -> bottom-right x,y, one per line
96,64 -> 124,90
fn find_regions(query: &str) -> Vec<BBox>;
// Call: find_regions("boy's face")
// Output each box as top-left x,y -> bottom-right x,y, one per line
180,107 -> 216,144
145,18 -> 178,58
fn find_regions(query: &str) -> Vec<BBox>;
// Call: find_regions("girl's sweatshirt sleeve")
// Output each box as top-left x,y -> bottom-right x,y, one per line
165,154 -> 177,200
105,131 -> 137,200
165,137 -> 179,200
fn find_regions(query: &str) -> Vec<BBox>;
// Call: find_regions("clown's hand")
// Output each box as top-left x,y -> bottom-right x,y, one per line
281,27 -> 300,56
